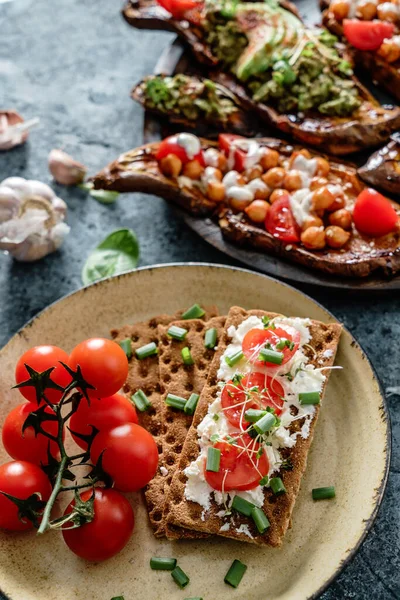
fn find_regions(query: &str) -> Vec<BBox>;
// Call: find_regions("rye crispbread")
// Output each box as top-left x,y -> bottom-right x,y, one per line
157,315 -> 226,539
110,305 -> 218,537
167,306 -> 342,546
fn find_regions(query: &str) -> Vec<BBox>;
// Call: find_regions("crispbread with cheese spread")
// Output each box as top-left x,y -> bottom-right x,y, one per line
167,306 -> 342,546
157,315 -> 226,539
110,305 -> 218,537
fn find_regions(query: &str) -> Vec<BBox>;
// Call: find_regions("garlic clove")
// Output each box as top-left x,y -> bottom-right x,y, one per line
0,186 -> 21,222
26,180 -> 55,202
0,111 -> 39,151
48,149 -> 87,186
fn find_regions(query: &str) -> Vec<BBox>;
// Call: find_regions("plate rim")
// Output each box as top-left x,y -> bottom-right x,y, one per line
0,262 -> 392,600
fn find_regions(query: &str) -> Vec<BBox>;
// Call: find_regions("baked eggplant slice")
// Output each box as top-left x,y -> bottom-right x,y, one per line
122,0 -> 400,155
358,133 -> 400,197
132,74 -> 257,135
92,135 -> 400,277
320,0 -> 400,103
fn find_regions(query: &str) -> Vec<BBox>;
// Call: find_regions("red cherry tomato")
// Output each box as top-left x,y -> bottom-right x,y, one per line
265,196 -> 300,243
156,0 -> 202,17
15,345 -> 71,404
156,134 -> 204,165
90,423 -> 158,492
0,461 -> 52,531
204,436 -> 269,491
62,488 -> 134,561
2,402 -> 63,465
343,19 -> 395,51
68,338 -> 128,399
218,133 -> 249,172
353,188 -> 398,237
242,326 -> 300,368
69,393 -> 139,450
221,372 -> 285,428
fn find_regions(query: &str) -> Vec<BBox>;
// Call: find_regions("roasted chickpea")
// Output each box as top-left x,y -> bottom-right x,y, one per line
329,208 -> 352,230
325,225 -> 351,248
326,194 -> 345,212
262,167 -> 286,189
203,167 -> 223,182
315,157 -> 330,178
260,148 -> 280,171
248,180 -> 271,200
217,153 -> 227,171
302,215 -> 324,231
288,149 -> 312,169
228,188 -> 254,211
377,2 -> 399,21
301,226 -> 326,250
330,0 -> 350,20
283,170 -> 303,191
310,177 -> 329,191
244,165 -> 263,182
311,186 -> 335,211
378,38 -> 400,63
159,154 -> 182,178
182,159 -> 204,180
206,181 -> 225,203
269,188 -> 288,204
245,200 -> 270,223
356,0 -> 377,20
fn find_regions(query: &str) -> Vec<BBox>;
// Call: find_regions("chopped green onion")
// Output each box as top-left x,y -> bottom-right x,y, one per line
206,447 -> 221,472
224,559 -> 247,588
225,350 -> 244,367
184,393 -> 200,415
262,316 -> 270,328
171,566 -> 190,589
251,507 -> 270,534
110,597 -> 124,600
299,391 -> 321,405
165,394 -> 187,411
258,348 -> 284,365
312,486 -> 336,500
90,189 -> 119,204
182,303 -> 205,320
231,495 -> 255,517
204,327 -> 218,349
182,347 -> 194,366
167,325 -> 188,341
259,475 -> 269,486
210,434 -> 220,443
135,342 -> 158,360
118,338 -> 132,358
244,408 -> 267,423
150,557 -> 177,570
254,412 -> 276,434
131,389 -> 151,412
212,413 -> 219,422
270,477 -> 286,495
276,338 -> 294,351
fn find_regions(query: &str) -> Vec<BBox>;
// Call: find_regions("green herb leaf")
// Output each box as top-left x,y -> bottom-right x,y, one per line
89,189 -> 119,205
82,228 -> 139,285
78,181 -> 94,191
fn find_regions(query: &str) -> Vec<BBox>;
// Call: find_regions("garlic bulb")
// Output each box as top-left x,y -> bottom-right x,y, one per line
48,149 -> 86,185
0,111 -> 39,151
0,177 -> 70,261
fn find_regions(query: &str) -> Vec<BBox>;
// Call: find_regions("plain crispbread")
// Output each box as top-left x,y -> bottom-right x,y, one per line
166,306 -> 342,546
157,315 -> 226,539
110,305 -> 218,537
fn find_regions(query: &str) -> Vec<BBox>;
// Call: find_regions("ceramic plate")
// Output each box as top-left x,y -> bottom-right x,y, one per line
0,264 -> 390,600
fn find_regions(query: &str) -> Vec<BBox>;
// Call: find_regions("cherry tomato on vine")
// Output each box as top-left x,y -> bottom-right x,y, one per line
0,461 -> 52,531
90,423 -> 158,492
68,338 -> 129,399
2,402 -> 63,465
62,488 -> 134,561
204,436 -> 269,492
221,372 -> 285,428
15,345 -> 71,404
242,326 -> 300,367
69,393 -> 139,450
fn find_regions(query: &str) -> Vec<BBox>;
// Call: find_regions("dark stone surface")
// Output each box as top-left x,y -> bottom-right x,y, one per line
0,1 -> 399,599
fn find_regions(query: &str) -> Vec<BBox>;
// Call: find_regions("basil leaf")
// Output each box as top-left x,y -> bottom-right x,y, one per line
82,228 -> 139,285
89,189 -> 119,204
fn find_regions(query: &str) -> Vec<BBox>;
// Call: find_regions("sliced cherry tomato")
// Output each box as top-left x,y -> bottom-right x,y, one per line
15,345 -> 71,404
204,436 -> 269,491
69,393 -> 139,450
242,326 -> 300,368
353,188 -> 398,237
90,423 -> 158,492
265,196 -> 300,243
343,19 -> 395,51
2,402 -> 63,465
218,133 -> 248,172
62,488 -> 134,561
156,0 -> 202,17
68,338 -> 128,399
0,461 -> 52,531
155,134 -> 204,165
221,372 -> 285,428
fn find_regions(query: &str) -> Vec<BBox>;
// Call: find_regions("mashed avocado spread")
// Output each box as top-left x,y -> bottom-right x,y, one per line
203,0 -> 361,117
